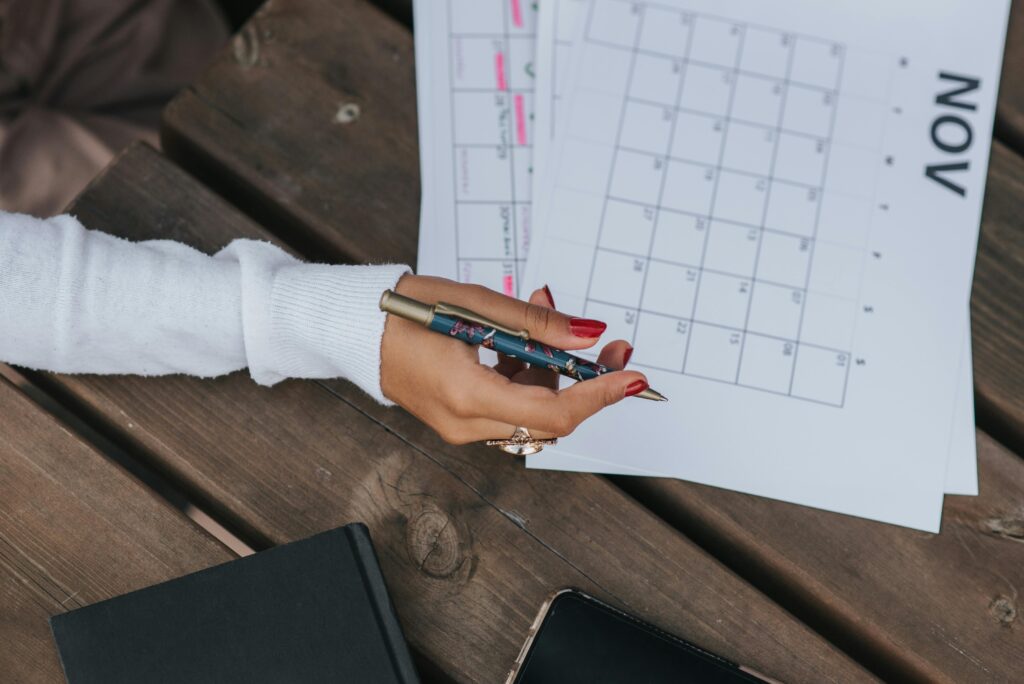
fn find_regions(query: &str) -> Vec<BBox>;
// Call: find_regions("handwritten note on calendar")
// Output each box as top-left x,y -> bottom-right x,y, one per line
522,0 -> 1007,531
414,0 -> 539,297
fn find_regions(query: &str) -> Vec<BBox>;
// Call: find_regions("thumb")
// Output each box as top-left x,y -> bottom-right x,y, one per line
556,368 -> 651,429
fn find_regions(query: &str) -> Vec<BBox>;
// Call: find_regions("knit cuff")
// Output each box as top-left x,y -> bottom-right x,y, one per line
269,263 -> 411,404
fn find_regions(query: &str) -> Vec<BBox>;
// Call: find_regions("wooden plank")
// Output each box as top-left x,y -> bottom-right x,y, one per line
997,3 -> 1024,151
619,431 -> 1024,683
0,375 -> 233,683
972,142 -> 1024,445
162,0 -> 420,265
43,141 -> 873,682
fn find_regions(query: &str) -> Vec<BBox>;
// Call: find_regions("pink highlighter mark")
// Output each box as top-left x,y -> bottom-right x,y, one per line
514,94 -> 527,145
503,275 -> 515,296
495,52 -> 508,91
511,0 -> 524,28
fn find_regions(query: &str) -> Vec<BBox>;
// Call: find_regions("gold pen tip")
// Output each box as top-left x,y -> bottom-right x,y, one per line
636,388 -> 668,402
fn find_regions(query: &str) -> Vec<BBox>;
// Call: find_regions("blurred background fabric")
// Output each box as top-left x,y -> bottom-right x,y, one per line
0,0 -> 231,216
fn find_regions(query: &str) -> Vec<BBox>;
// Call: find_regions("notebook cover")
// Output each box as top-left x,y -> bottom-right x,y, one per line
49,524 -> 420,684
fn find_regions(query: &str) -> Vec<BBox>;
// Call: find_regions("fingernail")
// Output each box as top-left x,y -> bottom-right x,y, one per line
623,345 -> 634,366
542,284 -> 556,308
625,380 -> 649,398
569,318 -> 607,338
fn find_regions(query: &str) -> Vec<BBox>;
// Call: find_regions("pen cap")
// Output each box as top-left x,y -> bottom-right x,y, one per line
379,289 -> 434,327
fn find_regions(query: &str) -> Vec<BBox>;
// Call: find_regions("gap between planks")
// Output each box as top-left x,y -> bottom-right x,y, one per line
0,364 -> 257,558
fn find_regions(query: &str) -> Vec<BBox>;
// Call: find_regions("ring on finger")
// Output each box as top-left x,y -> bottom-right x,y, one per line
486,426 -> 557,456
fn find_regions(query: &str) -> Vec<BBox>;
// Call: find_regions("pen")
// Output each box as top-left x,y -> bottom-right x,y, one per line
379,290 -> 668,402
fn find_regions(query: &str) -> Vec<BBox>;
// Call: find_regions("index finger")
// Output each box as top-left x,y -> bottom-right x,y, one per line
396,276 -> 608,350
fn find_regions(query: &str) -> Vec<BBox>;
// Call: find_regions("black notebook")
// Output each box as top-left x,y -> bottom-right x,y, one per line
50,524 -> 419,684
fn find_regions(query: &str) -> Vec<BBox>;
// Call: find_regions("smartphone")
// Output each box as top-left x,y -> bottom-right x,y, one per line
506,589 -> 776,684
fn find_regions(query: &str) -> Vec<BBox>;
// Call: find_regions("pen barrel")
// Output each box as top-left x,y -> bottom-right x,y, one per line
430,313 -> 608,381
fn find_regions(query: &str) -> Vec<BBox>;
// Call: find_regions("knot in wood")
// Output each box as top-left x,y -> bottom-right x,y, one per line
982,512 -> 1024,542
233,26 -> 260,69
335,103 -> 361,124
989,595 -> 1017,625
406,507 -> 463,579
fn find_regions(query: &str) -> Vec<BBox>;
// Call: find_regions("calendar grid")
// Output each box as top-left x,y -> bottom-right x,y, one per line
580,1 -> 854,407
580,5 -> 646,315
678,18 -> 747,377
734,27 -> 797,383
608,0 -> 850,48
588,301 -> 851,353
501,0 -> 521,286
446,0 -> 462,290
587,254 -> 856,302
593,198 -> 863,247
549,1 -> 570,139
448,0 -> 531,297
788,50 -> 848,395
633,15 -> 694,341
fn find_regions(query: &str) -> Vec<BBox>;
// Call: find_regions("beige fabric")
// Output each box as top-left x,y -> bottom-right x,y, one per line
0,0 -> 229,215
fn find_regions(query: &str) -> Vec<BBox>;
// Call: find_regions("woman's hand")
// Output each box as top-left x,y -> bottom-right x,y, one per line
380,274 -> 649,445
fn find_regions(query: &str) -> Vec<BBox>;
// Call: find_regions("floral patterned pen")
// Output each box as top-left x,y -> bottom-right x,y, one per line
380,290 -> 667,402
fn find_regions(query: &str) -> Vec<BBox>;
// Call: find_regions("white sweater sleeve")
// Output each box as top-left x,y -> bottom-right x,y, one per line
0,212 -> 410,404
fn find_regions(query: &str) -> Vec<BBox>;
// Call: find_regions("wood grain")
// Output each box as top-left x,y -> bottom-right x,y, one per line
40,142 -> 874,683
997,3 -> 1024,152
162,0 -> 420,266
318,356 -> 1024,682
0,375 -> 232,683
617,430 -> 1024,683
972,143 -> 1024,447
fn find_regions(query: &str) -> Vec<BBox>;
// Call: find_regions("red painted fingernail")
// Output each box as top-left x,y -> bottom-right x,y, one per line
623,345 -> 634,366
542,284 -> 556,308
625,380 -> 649,398
569,318 -> 607,338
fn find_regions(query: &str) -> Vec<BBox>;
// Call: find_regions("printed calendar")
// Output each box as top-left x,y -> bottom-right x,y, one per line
523,0 -> 1007,531
415,0 -> 1008,530
537,3 -> 907,405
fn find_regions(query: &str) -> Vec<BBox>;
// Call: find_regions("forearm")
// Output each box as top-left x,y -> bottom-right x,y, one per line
0,212 -> 408,402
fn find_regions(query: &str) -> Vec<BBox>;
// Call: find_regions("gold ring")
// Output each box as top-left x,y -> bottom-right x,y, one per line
486,427 -> 557,456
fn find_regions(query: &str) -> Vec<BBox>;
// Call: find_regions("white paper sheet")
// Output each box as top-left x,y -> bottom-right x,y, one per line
522,0 -> 1006,530
535,328 -> 978,496
414,0 -> 540,297
529,0 -> 980,498
944,324 -> 978,495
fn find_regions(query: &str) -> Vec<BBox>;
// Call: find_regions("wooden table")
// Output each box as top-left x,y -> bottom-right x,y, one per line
2,1 -> 1022,681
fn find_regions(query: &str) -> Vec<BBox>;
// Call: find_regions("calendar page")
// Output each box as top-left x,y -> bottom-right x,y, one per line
415,0 -> 539,297
523,0 -> 1008,530
532,330 -> 977,494
529,0 -> 979,498
532,0 -> 587,231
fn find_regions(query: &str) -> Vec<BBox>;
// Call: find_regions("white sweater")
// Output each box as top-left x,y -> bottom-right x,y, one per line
0,212 -> 410,404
